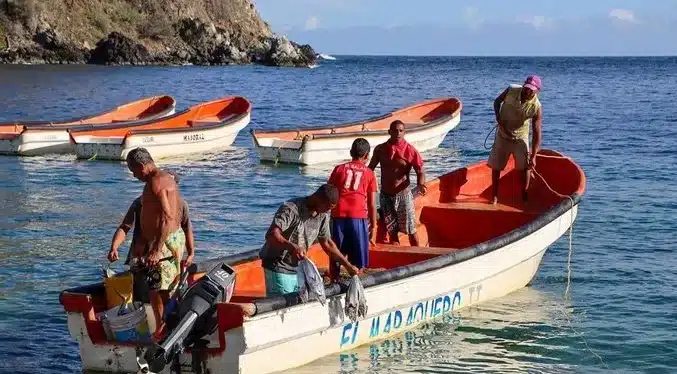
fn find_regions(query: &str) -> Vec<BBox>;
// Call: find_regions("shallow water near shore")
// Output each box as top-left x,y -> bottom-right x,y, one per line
1,56 -> 676,374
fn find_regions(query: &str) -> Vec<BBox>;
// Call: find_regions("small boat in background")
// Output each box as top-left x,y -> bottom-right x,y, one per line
58,149 -> 585,374
70,96 -> 251,161
251,97 -> 462,165
0,96 -> 176,156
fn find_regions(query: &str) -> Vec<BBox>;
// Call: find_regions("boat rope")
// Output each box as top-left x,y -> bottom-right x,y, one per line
88,152 -> 97,161
483,124 -> 497,150
531,168 -> 575,300
531,159 -> 609,370
482,124 -> 606,368
274,145 -> 282,165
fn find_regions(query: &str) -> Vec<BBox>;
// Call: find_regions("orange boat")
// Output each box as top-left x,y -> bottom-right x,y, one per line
59,149 -> 585,374
0,95 -> 176,156
70,96 -> 252,160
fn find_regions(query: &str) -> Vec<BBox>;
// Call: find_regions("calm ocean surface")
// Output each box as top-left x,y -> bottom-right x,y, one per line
1,56 -> 676,374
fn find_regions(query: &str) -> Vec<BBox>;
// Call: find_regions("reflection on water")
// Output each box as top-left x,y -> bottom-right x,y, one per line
284,287 -> 588,374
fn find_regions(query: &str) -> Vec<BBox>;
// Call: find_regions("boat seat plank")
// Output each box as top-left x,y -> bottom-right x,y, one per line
369,244 -> 460,269
188,114 -> 239,127
372,244 -> 460,255
424,199 -> 544,215
426,201 -> 523,212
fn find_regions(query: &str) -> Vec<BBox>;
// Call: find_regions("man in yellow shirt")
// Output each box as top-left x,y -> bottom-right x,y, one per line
488,75 -> 543,204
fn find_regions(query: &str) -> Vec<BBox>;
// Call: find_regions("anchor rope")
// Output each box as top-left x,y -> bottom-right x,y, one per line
483,125 -> 609,370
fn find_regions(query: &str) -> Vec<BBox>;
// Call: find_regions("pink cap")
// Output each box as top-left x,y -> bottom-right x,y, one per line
524,75 -> 542,92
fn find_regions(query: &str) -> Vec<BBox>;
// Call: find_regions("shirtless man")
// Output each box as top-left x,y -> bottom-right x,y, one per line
126,147 -> 185,341
369,120 -> 427,246
107,172 -> 196,303
107,172 -> 195,270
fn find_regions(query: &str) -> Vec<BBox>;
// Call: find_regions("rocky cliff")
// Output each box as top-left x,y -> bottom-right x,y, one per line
0,0 -> 316,66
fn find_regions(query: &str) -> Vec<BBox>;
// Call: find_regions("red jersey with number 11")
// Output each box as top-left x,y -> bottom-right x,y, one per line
328,160 -> 377,219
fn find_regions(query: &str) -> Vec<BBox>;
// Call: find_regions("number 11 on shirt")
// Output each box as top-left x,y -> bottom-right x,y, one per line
344,169 -> 363,191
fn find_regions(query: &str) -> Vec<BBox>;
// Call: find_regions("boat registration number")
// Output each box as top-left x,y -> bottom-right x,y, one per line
183,133 -> 205,142
142,136 -> 154,143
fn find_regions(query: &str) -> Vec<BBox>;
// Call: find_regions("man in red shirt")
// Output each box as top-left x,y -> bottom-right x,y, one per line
369,120 -> 427,246
328,138 -> 378,279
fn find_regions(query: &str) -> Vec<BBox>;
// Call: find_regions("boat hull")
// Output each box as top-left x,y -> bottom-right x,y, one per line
67,203 -> 576,374
253,114 -> 461,165
0,106 -> 176,157
73,113 -> 250,161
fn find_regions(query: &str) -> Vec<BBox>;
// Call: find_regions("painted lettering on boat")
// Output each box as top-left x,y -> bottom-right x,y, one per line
142,136 -> 154,143
339,291 -> 462,348
41,135 -> 58,141
183,133 -> 205,142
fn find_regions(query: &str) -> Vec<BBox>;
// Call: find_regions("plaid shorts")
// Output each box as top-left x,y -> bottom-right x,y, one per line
380,189 -> 417,237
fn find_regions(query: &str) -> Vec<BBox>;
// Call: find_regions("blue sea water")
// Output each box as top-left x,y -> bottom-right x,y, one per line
0,56 -> 676,374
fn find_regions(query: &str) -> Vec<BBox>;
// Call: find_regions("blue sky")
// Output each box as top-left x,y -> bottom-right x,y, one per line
253,0 -> 677,56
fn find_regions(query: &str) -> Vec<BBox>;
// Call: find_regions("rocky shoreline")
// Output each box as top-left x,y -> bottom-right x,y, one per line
0,19 -> 316,67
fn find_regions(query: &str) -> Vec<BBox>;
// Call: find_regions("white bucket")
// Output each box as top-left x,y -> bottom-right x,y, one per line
103,302 -> 152,342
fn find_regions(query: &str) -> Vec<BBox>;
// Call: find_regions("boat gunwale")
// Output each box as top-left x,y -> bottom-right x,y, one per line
25,104 -> 177,132
310,112 -> 459,140
67,96 -> 251,140
0,95 -> 176,131
250,97 -> 462,141
59,150 -> 585,321
124,111 -> 250,137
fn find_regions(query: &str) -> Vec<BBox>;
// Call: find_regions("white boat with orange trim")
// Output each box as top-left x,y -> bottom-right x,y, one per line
70,96 -> 251,161
0,96 -> 176,156
59,149 -> 585,374
250,97 -> 462,165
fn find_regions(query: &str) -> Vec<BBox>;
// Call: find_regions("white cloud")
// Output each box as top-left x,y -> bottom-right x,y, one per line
304,16 -> 319,30
609,9 -> 638,23
518,15 -> 552,29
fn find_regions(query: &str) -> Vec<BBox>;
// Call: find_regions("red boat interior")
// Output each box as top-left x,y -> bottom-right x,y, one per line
225,150 -> 585,302
252,97 -> 462,141
59,150 -> 585,348
0,95 -> 175,140
69,97 -> 250,139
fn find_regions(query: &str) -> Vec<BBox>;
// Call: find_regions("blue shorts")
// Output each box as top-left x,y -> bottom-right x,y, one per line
264,268 -> 299,297
330,218 -> 369,277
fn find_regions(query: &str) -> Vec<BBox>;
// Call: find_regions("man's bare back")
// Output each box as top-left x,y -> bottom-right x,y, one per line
141,170 -> 182,259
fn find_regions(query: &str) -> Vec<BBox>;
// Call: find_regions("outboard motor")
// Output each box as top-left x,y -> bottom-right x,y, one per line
138,262 -> 236,373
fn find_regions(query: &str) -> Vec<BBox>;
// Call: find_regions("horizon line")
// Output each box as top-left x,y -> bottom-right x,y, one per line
318,53 -> 677,58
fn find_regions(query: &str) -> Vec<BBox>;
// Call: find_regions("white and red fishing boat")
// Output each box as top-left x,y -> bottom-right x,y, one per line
0,95 -> 176,156
70,96 -> 252,161
59,149 -> 585,374
251,97 -> 462,165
